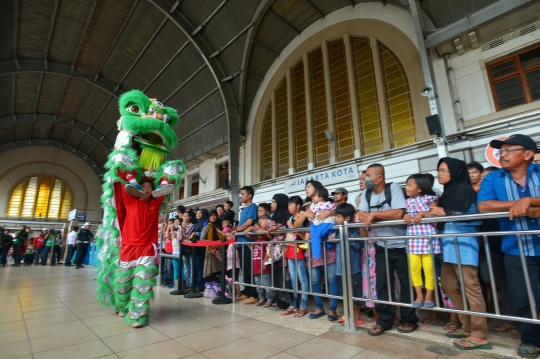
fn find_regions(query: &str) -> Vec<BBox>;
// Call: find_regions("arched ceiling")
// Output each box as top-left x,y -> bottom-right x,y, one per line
0,0 -> 526,178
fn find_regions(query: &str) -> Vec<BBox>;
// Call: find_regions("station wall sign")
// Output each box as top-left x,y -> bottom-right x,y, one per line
284,165 -> 357,193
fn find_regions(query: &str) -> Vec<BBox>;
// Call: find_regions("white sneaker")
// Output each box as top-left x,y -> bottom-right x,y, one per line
152,184 -> 174,197
124,184 -> 145,198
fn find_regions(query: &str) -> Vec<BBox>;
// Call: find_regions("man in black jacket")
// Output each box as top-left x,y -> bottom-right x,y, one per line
0,227 -> 13,266
75,222 -> 94,269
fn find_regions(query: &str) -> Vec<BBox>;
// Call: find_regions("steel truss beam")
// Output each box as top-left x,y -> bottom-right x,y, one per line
424,0 -> 530,48
191,0 -> 228,36
0,61 -> 123,98
0,114 -> 114,150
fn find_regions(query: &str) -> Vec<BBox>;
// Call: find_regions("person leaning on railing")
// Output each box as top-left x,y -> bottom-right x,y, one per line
358,163 -> 419,337
429,157 -> 490,351
477,134 -> 540,359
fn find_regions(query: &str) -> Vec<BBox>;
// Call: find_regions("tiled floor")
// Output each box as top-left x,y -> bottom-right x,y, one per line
0,265 -> 527,359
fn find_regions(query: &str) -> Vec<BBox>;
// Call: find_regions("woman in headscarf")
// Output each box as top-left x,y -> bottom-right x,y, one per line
201,210 -> 223,281
429,157 -> 491,351
270,193 -> 290,226
268,193 -> 291,308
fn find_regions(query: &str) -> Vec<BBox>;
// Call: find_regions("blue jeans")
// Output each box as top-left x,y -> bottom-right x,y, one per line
172,258 -> 179,281
255,273 -> 274,301
41,246 -> 51,265
311,262 -> 338,311
183,255 -> 193,287
288,258 -> 309,308
195,248 -> 206,290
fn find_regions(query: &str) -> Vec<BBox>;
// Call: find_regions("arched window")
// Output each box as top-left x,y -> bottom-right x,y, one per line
257,32 -> 422,181
6,175 -> 74,220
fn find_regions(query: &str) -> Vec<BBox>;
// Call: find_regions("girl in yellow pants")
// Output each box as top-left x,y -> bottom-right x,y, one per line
403,174 -> 440,308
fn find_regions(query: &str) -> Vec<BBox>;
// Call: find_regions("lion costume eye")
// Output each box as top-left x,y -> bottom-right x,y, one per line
126,105 -> 142,114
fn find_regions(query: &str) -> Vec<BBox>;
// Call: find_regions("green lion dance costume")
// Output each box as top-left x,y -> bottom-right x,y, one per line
95,90 -> 185,328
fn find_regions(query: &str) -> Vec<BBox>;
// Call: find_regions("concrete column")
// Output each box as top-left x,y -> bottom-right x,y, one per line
343,34 -> 362,158
286,68 -> 295,175
271,90 -> 277,178
321,40 -> 337,164
303,52 -> 315,170
370,36 -> 391,150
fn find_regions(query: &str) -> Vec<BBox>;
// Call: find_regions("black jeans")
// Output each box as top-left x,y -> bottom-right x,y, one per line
75,243 -> 90,267
239,243 -> 258,298
1,245 -> 11,265
53,245 -> 61,263
374,245 -> 418,330
504,253 -> 540,347
65,245 -> 76,266
12,243 -> 22,264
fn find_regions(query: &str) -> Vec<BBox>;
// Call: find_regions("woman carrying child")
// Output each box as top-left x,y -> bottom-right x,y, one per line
301,181 -> 340,321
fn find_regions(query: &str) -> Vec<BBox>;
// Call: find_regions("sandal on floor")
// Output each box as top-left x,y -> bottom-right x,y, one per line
281,306 -> 298,316
397,322 -> 418,333
490,323 -> 516,333
421,316 -> 439,324
263,300 -> 273,308
368,324 -> 385,336
255,300 -> 265,306
454,339 -> 492,351
517,343 -> 540,358
444,322 -> 462,331
446,329 -> 468,338
294,308 -> 308,318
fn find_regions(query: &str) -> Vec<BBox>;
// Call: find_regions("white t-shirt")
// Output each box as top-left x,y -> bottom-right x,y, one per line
67,231 -> 78,245
172,228 -> 182,255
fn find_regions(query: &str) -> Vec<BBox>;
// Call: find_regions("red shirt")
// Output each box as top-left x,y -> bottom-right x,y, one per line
121,189 -> 164,246
35,236 -> 45,248
164,238 -> 173,253
252,237 -> 270,275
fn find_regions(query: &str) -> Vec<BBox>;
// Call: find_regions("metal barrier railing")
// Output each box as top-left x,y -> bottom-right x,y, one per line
231,212 -> 540,332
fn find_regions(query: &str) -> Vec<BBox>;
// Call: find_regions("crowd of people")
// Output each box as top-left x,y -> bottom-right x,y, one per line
0,222 -> 95,269
159,134 -> 540,358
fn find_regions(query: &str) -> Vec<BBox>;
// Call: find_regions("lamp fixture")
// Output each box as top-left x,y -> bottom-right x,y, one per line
420,86 -> 432,97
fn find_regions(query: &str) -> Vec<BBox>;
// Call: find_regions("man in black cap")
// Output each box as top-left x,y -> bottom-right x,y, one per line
478,134 -> 540,358
75,222 -> 94,269
0,227 -> 13,266
331,187 -> 348,205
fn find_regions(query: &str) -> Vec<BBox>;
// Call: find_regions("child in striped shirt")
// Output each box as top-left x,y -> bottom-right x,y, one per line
403,173 -> 439,309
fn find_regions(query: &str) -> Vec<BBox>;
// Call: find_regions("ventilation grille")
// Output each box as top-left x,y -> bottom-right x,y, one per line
482,20 -> 540,51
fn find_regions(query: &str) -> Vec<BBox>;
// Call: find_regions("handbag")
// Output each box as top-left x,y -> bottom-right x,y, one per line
181,241 -> 192,256
264,241 -> 284,265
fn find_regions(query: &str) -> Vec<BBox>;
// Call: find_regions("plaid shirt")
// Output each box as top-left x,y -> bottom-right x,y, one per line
406,195 -> 440,254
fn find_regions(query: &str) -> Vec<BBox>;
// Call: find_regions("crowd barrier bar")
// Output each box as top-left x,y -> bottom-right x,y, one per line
232,212 -> 540,333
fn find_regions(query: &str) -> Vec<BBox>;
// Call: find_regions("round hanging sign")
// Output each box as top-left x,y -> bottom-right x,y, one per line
485,135 -> 511,168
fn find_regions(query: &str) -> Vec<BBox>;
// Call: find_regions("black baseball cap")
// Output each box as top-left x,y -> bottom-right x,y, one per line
490,134 -> 537,151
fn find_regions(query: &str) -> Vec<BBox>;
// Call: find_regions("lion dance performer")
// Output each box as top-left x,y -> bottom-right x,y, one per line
95,90 -> 185,328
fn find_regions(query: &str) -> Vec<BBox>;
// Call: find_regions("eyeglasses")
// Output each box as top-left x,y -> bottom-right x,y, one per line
499,148 -> 527,155
437,169 -> 450,173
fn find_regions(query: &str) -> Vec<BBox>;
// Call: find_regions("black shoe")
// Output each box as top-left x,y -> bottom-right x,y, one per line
76,266 -> 80,269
